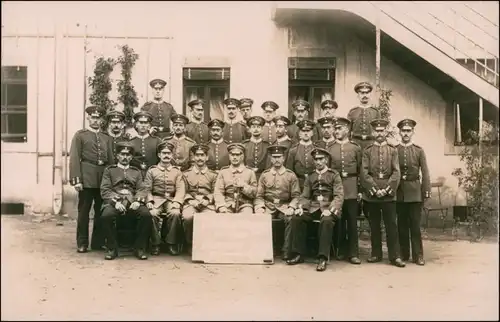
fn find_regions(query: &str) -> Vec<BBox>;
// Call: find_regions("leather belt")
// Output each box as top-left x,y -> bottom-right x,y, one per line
369,173 -> 390,179
339,172 -> 358,178
401,175 -> 420,181
352,134 -> 374,141
312,194 -> 333,202
82,159 -> 106,166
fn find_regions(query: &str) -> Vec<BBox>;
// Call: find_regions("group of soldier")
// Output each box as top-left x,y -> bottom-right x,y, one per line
69,78 -> 431,272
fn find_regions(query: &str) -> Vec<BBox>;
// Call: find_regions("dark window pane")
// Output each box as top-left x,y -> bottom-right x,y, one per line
208,87 -> 229,121
5,84 -> 27,106
1,66 -> 27,82
1,114 -> 7,134
1,84 -> 6,106
184,86 -> 205,119
7,113 -> 27,134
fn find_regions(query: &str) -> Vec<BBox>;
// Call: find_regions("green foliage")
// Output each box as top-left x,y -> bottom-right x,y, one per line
451,123 -> 499,233
88,57 -> 117,130
116,45 -> 139,127
375,86 -> 399,144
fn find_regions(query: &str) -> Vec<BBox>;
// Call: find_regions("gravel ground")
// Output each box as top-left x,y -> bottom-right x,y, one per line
1,215 -> 498,321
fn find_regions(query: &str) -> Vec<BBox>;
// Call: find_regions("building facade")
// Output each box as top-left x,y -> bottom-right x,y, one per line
1,1 -> 498,217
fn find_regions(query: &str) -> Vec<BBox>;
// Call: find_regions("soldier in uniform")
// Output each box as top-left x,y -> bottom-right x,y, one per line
182,144 -> 218,254
222,98 -> 248,143
129,111 -> 161,177
105,110 -> 130,161
164,114 -> 196,171
254,145 -> 301,260
314,117 -> 336,153
206,119 -> 230,171
330,117 -> 362,264
347,82 -> 381,151
214,143 -> 257,214
261,101 -> 279,144
287,100 -> 320,144
314,100 -> 338,141
361,119 -> 405,268
238,98 -> 254,138
287,148 -> 344,272
396,118 -> 431,266
69,105 -> 115,253
185,99 -> 209,144
99,142 -> 153,260
137,141 -> 186,256
141,78 -> 177,139
272,115 -> 293,161
286,120 -> 317,189
243,116 -> 271,181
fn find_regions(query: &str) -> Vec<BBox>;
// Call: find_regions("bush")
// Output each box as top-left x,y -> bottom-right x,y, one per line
116,45 -> 139,127
88,57 -> 117,130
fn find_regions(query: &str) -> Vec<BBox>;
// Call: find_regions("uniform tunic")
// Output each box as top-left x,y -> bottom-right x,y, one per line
361,141 -> 400,202
262,122 -> 277,144
141,100 -> 177,133
243,138 -> 271,177
254,166 -> 300,213
100,164 -> 143,207
182,166 -> 218,211
129,134 -> 161,176
207,139 -> 230,171
285,142 -> 316,187
165,135 -> 196,171
69,128 -> 115,188
137,164 -> 186,211
185,121 -> 209,144
329,139 -> 362,200
314,138 -> 336,158
300,168 -> 344,214
396,143 -> 431,202
105,131 -> 130,162
287,123 -> 321,144
273,135 -> 293,161
223,120 -> 248,143
347,106 -> 381,150
214,165 -> 257,212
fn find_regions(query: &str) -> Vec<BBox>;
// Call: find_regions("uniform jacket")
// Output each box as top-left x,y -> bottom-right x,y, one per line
182,166 -> 218,211
361,141 -> 401,202
313,138 -> 336,154
243,138 -> 271,175
130,134 -> 161,175
273,135 -> 293,161
223,120 -> 248,143
329,139 -> 362,200
165,135 -> 196,171
185,121 -> 209,144
100,164 -> 143,207
141,100 -> 177,132
299,167 -> 344,213
69,128 -> 115,188
347,105 -> 381,140
207,139 -> 230,171
254,166 -> 300,213
285,142 -> 316,184
136,163 -> 186,210
262,122 -> 277,144
396,142 -> 431,202
214,165 -> 257,211
287,122 -> 321,144
105,131 -> 130,162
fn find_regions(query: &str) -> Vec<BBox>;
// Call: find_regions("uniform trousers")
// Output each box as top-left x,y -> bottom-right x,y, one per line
100,204 -> 152,251
351,137 -> 374,220
366,201 -> 401,260
289,210 -> 335,259
269,210 -> 292,255
150,206 -> 184,246
337,199 -> 360,258
77,188 -> 104,249
396,202 -> 424,261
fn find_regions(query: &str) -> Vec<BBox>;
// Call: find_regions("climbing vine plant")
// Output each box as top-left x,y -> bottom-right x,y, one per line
87,57 -> 117,130
116,45 -> 139,127
375,86 -> 399,144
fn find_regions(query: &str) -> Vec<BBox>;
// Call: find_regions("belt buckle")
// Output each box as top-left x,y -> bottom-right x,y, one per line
97,160 -> 104,165
317,195 -> 324,202
304,174 -> 308,178
118,189 -> 131,195
158,126 -> 165,132
361,135 -> 367,140
402,175 -> 407,180
141,163 -> 147,170
378,173 -> 384,179
342,171 -> 348,178
273,198 -> 280,204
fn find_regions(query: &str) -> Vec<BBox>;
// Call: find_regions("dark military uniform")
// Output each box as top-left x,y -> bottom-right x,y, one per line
185,120 -> 209,144
286,141 -> 316,189
243,138 -> 270,180
361,126 -> 403,264
287,122 -> 321,145
347,106 -> 381,150
69,107 -> 115,251
207,139 -> 230,171
141,100 -> 177,139
261,101 -> 280,143
314,137 -> 336,152
106,131 -> 130,162
223,120 -> 248,144
100,161 -> 152,256
166,135 -> 196,171
130,134 -> 161,176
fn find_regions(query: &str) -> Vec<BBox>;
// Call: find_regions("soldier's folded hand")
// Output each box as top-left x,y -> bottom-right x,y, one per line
294,207 -> 304,216
255,208 -> 266,214
321,209 -> 332,217
218,206 -> 229,213
357,193 -> 362,202
149,126 -> 158,135
146,202 -> 154,210
129,202 -> 140,210
200,198 -> 210,208
170,208 -> 181,216
284,207 -> 295,216
188,199 -> 200,208
115,201 -> 127,213
74,183 -> 83,192
375,189 -> 385,198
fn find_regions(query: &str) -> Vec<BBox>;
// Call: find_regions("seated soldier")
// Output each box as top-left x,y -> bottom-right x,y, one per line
137,141 -> 186,256
182,144 -> 218,254
214,143 -> 257,214
254,145 -> 300,261
100,142 -> 153,260
288,148 -> 344,272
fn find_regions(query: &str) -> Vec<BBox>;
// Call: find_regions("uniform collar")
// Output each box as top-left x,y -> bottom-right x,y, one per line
191,119 -> 203,125
358,104 -> 372,109
153,99 -> 165,104
227,118 -> 237,125
117,163 -> 129,170
250,137 -> 262,144
230,165 -> 245,173
265,121 -> 274,126
337,138 -> 349,145
87,127 -> 100,133
374,141 -> 387,146
193,166 -> 208,174
276,135 -> 290,143
211,138 -> 224,144
400,142 -> 413,147
299,140 -> 313,146
270,166 -> 286,175
323,137 -> 335,143
172,134 -> 186,140
137,133 -> 150,140
157,163 -> 173,171
107,130 -> 124,138
315,167 -> 329,175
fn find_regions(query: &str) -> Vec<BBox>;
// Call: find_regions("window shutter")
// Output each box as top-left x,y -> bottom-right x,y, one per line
183,68 -> 230,80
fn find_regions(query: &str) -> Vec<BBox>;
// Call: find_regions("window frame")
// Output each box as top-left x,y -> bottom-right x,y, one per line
182,79 -> 230,121
288,79 -> 335,122
1,66 -> 28,143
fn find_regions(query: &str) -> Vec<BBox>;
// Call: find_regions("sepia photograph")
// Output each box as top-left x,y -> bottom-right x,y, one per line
1,1 -> 498,320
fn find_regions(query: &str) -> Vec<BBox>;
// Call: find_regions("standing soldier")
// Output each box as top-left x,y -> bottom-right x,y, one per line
314,117 -> 336,153
141,78 -> 177,139
287,148 -> 344,272
288,99 -> 320,144
185,99 -> 209,144
239,97 -> 254,138
214,143 -> 257,214
129,111 -> 161,177
99,142 -> 153,260
286,120 -> 317,189
222,98 -> 248,143
254,145 -> 301,260
105,110 -> 130,161
347,82 -> 381,151
330,117 -> 362,264
69,105 -> 114,253
165,114 -> 196,171
261,101 -> 279,144
361,119 -> 405,268
243,116 -> 271,181
181,144 -> 218,255
396,118 -> 430,266
314,100 -> 338,141
206,119 -> 230,172
272,115 -> 293,161
137,141 -> 186,256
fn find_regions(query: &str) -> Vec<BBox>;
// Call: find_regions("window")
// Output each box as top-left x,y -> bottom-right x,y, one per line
287,57 -> 335,122
453,100 -> 498,146
1,66 -> 28,143
182,68 -> 230,121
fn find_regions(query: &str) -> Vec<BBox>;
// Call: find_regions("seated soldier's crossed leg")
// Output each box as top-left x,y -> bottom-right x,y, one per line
149,206 -> 165,256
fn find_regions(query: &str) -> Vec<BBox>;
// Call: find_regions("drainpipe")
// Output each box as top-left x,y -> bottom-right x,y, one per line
52,24 -> 65,216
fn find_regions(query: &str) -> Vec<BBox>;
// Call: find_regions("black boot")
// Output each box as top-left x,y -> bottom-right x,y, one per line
105,249 -> 118,260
